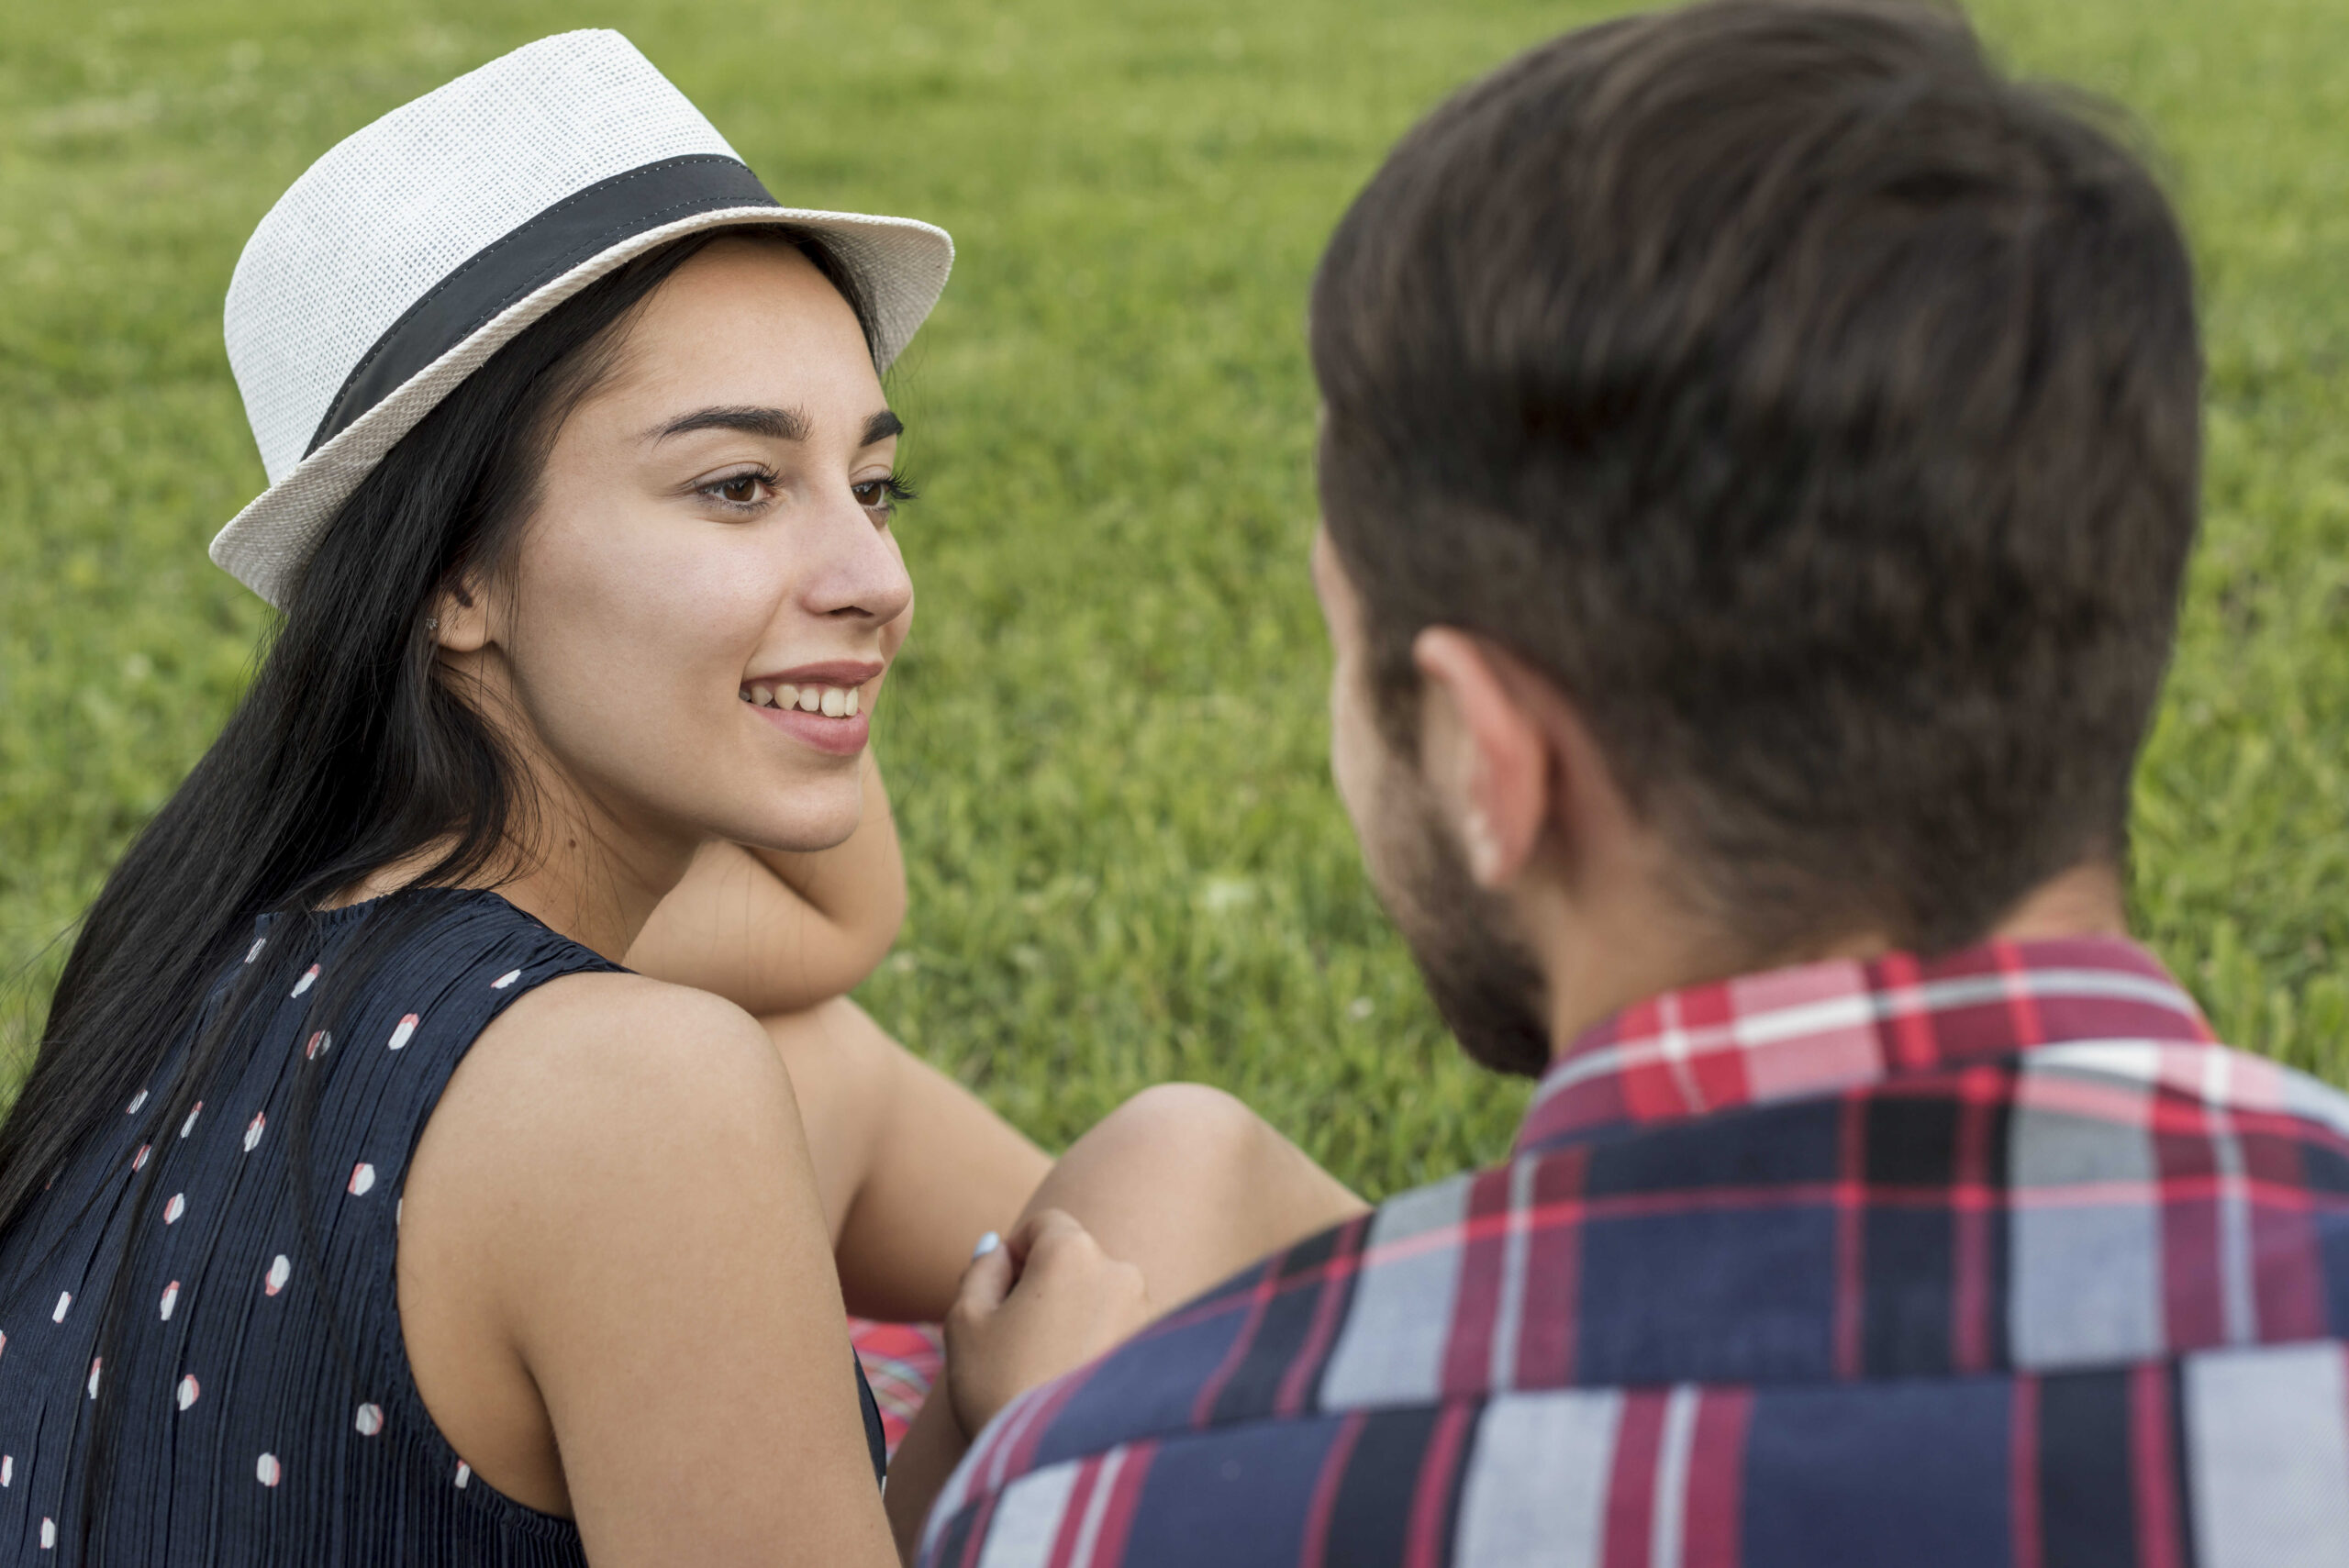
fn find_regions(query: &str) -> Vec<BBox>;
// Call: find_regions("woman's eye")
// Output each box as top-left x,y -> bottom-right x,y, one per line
699,472 -> 774,507
852,474 -> 917,518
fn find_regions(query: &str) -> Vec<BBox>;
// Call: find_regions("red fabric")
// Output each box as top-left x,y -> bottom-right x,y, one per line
848,1318 -> 941,1457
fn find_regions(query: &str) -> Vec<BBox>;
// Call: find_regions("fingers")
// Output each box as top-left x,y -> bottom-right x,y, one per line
1004,1207 -> 1085,1268
953,1230 -> 1014,1321
1009,1213 -> 1152,1338
942,1211 -> 1152,1441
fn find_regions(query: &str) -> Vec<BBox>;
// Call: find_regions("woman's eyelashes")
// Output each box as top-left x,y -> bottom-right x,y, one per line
690,467 -> 917,520
694,465 -> 781,511
853,473 -> 918,522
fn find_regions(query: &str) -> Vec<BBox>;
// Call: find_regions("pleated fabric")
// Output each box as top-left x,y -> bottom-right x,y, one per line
0,887 -> 885,1564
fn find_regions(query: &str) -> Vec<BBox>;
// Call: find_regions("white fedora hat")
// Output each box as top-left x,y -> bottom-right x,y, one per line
212,28 -> 953,607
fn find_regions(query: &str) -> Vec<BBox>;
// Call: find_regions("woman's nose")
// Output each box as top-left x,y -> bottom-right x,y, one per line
801,492 -> 913,627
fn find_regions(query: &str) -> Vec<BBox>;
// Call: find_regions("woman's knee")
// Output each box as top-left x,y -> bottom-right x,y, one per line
1040,1084 -> 1362,1311
1077,1083 -> 1357,1224
1085,1082 -> 1269,1172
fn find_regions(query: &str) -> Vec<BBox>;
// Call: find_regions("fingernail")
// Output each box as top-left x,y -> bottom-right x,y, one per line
972,1231 -> 1001,1261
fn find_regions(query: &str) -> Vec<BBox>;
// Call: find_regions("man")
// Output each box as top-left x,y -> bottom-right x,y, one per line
919,1 -> 2349,1562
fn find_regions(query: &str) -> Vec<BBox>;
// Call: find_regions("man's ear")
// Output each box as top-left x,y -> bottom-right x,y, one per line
1411,628 -> 1553,889
429,576 -> 492,654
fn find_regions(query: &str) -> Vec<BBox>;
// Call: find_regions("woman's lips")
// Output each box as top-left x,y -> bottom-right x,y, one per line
751,700 -> 869,755
740,670 -> 878,757
746,660 -> 885,693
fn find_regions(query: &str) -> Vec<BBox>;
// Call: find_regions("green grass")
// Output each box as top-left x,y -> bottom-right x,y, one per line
4,0 -> 2346,1202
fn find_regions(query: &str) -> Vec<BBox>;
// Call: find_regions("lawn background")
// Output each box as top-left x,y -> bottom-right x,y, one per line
3,0 -> 2344,1203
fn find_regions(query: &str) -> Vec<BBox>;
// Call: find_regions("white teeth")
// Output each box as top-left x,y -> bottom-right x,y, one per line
749,683 -> 863,717
740,688 -> 753,703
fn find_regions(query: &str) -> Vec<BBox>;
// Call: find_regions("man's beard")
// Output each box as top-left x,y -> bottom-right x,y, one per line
1364,766 -> 1554,1079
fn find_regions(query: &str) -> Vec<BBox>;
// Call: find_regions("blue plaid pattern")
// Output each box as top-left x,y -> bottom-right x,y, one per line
920,938 -> 2349,1568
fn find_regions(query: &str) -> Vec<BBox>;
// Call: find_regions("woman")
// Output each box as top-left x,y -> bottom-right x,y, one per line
0,32 -> 1361,1565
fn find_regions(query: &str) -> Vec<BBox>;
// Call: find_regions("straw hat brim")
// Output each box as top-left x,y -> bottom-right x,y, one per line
209,205 -> 951,609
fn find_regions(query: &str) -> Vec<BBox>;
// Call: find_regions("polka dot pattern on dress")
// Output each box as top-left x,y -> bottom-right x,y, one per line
0,894 -> 641,1558
39,1517 -> 54,1550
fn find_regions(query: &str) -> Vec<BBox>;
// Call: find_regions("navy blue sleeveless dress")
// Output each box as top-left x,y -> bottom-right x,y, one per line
0,888 -> 885,1564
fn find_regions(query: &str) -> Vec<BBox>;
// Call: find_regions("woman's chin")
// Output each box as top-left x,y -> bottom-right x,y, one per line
722,794 -> 866,858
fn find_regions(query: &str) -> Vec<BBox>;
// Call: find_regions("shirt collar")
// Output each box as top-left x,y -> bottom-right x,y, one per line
1515,936 -> 2212,1155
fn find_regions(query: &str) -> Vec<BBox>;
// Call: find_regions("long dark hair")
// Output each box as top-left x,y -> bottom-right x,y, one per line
0,222 -> 872,1549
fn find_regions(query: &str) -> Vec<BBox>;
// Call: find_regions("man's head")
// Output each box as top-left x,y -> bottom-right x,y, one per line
1309,0 -> 2201,1075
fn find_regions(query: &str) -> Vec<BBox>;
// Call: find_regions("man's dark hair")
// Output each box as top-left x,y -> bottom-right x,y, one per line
1311,0 -> 2201,955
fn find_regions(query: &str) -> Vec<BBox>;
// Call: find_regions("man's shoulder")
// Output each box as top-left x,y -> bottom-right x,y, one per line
940,1040 -> 2349,1456
921,1052 -> 2349,1565
925,1338 -> 2349,1568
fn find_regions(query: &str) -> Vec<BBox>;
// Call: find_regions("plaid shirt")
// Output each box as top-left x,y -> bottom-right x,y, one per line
919,938 -> 2349,1568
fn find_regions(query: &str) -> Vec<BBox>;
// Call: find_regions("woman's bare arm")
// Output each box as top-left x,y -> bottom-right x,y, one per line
400,973 -> 899,1565
628,755 -> 907,1015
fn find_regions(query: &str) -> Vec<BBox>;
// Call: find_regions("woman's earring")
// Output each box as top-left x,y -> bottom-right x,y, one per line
424,617 -> 440,632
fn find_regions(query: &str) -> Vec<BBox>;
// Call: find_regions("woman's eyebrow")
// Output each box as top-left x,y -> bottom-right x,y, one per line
641,406 -> 905,446
646,405 -> 810,443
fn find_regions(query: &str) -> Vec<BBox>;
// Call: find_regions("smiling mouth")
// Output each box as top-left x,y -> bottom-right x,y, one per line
740,682 -> 862,718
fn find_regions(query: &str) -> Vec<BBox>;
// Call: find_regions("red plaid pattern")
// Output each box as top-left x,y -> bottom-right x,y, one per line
1520,940 -> 2220,1147
919,938 -> 2349,1568
850,1318 -> 942,1457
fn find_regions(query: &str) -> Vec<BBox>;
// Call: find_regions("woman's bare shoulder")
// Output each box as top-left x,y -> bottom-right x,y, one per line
418,969 -> 805,1208
462,970 -> 786,1099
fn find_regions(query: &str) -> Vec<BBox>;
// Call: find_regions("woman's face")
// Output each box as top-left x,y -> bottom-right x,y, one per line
446,238 -> 913,860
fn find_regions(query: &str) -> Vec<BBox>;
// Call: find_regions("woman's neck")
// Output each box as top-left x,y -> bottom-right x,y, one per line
326,777 -> 697,964
488,801 -> 695,962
